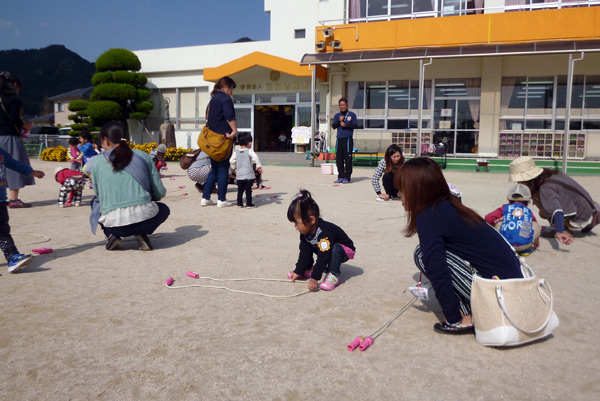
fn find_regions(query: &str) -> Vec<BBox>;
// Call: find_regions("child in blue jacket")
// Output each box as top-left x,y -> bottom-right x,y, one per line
0,147 -> 45,272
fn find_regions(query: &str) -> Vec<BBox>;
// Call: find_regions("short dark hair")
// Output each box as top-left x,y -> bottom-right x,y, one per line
287,189 -> 320,224
339,98 -> 348,105
79,131 -> 93,142
238,132 -> 252,147
68,136 -> 80,146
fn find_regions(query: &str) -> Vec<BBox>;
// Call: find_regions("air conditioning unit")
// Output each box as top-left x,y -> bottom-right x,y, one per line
316,41 -> 326,51
323,27 -> 334,38
331,40 -> 342,50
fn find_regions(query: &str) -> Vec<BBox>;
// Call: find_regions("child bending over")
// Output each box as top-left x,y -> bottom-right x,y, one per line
230,132 -> 262,208
485,183 -> 540,256
287,189 -> 355,291
54,166 -> 86,207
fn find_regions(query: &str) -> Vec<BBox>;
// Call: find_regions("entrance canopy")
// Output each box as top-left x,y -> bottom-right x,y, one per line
204,51 -> 327,82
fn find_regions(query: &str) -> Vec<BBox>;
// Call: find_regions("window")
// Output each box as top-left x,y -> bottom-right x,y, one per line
500,75 -> 600,132
294,29 -> 306,39
347,80 -> 432,130
349,0 -> 473,20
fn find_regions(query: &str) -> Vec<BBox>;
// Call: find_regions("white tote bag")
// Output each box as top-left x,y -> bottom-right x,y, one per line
471,259 -> 559,347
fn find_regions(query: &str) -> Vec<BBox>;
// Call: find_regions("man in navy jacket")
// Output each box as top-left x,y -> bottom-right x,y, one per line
331,98 -> 357,183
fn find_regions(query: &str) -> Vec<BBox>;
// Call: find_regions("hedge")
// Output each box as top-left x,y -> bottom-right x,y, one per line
95,48 -> 141,72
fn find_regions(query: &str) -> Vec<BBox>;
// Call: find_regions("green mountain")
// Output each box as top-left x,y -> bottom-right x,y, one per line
0,45 -> 95,117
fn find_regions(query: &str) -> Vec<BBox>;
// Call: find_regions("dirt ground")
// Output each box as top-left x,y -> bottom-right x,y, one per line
0,159 -> 599,401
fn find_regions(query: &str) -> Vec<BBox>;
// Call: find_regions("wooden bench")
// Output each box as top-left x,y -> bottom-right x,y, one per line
352,151 -> 379,167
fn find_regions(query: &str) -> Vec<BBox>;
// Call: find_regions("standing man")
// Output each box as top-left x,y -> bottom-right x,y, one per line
331,98 -> 357,183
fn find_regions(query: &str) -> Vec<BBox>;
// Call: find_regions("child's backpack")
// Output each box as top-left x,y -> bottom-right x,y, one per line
499,203 -> 534,247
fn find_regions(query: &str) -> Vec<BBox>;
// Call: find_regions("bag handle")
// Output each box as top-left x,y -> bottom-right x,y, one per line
495,279 -> 554,334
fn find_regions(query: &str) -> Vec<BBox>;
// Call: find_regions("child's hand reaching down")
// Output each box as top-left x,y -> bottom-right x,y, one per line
288,272 -> 301,282
31,170 -> 45,179
308,278 -> 318,291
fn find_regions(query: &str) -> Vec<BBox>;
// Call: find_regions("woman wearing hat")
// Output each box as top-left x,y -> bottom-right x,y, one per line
509,156 -> 599,245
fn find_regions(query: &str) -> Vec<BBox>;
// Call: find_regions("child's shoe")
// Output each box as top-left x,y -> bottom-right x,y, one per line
217,200 -> 233,208
74,202 -> 81,207
334,178 -> 343,184
518,248 -> 532,257
237,202 -> 244,208
319,273 -> 339,291
245,203 -> 257,208
201,198 -> 215,207
8,254 -> 34,273
287,268 -> 313,280
64,202 -> 73,207
58,202 -> 65,208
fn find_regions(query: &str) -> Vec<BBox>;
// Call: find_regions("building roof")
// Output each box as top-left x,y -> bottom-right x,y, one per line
48,86 -> 93,101
28,113 -> 55,123
204,52 -> 327,82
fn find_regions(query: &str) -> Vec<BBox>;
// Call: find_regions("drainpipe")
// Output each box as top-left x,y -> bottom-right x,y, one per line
417,58 -> 433,157
310,64 -> 316,167
562,52 -> 584,174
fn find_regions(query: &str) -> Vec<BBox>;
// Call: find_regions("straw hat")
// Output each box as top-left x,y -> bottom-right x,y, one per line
507,183 -> 531,201
509,156 -> 543,182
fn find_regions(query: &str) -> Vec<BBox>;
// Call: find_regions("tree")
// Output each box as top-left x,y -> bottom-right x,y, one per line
86,48 -> 153,132
67,99 -> 92,136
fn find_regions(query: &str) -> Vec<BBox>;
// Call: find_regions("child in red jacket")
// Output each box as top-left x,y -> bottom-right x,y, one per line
54,167 -> 86,207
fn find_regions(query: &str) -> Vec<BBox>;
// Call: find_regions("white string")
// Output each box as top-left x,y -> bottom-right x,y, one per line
367,296 -> 417,340
165,276 -> 313,298
12,233 -> 51,246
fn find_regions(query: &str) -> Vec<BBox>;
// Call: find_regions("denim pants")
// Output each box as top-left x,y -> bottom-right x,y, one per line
203,158 -> 230,201
327,243 -> 350,277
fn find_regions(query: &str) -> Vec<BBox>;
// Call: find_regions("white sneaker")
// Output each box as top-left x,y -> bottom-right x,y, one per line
201,198 -> 215,207
217,200 -> 233,208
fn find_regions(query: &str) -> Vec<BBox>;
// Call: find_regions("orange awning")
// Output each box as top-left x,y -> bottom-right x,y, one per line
204,51 -> 327,82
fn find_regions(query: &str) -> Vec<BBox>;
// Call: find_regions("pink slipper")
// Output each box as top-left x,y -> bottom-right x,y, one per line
319,273 -> 339,291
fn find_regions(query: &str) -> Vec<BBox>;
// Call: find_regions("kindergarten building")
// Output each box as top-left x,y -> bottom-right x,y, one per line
134,0 -> 600,161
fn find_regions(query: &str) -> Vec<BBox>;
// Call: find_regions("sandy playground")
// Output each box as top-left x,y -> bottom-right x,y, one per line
0,159 -> 599,400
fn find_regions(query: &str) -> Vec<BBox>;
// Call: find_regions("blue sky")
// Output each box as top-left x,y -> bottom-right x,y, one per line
1,0 -> 271,62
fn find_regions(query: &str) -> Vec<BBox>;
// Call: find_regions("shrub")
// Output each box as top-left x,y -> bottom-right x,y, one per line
87,100 -> 122,122
95,48 -> 141,72
41,146 -> 68,162
68,99 -> 89,112
92,83 -> 136,101
91,71 -> 113,86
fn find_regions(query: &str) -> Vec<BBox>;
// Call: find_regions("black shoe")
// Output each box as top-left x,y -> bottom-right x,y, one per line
246,203 -> 257,208
106,234 -> 121,250
194,182 -> 204,194
135,234 -> 153,251
433,321 -> 474,335
237,202 -> 244,208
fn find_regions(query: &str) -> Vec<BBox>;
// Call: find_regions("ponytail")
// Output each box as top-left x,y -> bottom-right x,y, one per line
100,121 -> 133,171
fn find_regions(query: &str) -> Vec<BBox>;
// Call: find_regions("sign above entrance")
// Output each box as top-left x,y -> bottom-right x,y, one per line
239,80 -> 310,92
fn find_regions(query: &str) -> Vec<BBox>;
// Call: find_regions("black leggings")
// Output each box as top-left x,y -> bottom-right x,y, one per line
382,171 -> 398,198
0,202 -> 19,261
101,202 -> 170,238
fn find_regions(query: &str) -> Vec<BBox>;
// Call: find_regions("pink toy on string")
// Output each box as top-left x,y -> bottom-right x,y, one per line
178,185 -> 186,189
32,248 -> 53,254
347,298 -> 416,352
165,277 -> 174,286
181,192 -> 188,196
264,186 -> 271,190
169,178 -> 176,180
186,271 -> 199,278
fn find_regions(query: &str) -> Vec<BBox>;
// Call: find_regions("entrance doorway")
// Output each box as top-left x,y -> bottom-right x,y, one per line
253,105 -> 295,151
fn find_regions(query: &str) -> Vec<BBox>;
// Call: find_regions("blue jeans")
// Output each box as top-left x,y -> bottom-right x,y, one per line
203,158 -> 230,201
327,243 -> 350,277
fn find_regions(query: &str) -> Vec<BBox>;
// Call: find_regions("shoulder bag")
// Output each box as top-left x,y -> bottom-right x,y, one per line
179,148 -> 202,170
197,102 -> 232,162
471,259 -> 559,347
